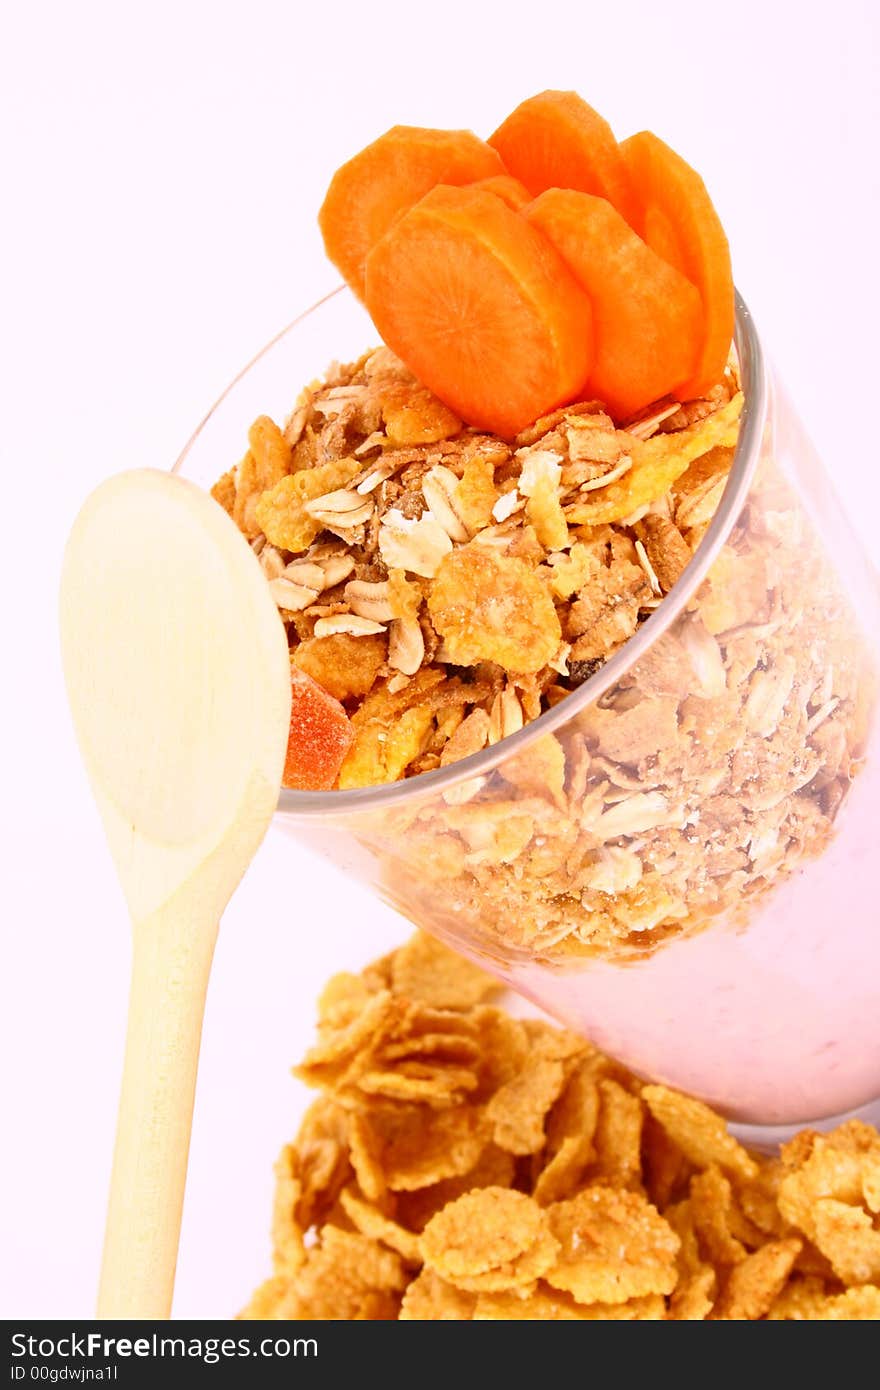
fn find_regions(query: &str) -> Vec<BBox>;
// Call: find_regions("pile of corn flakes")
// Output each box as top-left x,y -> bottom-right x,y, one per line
213,351 -> 875,962
240,934 -> 880,1321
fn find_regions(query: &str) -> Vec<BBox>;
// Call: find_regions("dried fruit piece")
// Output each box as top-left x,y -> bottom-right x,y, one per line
283,668 -> 354,791
428,544 -> 561,673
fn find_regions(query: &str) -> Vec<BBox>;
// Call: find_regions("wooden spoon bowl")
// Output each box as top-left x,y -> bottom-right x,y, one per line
60,469 -> 291,1318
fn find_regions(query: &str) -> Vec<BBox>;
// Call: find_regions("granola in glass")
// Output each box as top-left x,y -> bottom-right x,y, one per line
211,349 -> 874,965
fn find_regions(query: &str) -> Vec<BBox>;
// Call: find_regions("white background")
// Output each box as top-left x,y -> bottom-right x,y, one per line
2,0 -> 878,1319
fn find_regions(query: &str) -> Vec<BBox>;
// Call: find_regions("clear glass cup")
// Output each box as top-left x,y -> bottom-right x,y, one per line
176,285 -> 880,1133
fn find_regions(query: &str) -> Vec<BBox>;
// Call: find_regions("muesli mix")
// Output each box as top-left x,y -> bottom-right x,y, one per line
212,349 -> 874,962
239,932 -> 880,1321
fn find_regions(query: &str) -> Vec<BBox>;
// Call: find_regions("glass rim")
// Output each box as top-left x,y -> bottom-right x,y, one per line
174,285 -> 768,818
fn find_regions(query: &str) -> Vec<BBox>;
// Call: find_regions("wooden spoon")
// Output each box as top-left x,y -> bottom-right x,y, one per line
60,469 -> 291,1319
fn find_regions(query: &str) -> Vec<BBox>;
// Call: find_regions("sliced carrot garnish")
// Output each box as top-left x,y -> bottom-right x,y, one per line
364,185 -> 593,439
283,667 -> 354,791
620,131 -> 734,398
526,189 -> 702,419
489,90 -> 636,223
466,173 -> 531,210
318,126 -> 504,299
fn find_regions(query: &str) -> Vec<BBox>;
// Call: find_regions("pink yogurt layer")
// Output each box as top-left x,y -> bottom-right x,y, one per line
507,728 -> 880,1126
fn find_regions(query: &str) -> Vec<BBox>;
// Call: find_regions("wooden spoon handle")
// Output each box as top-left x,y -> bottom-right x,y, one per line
97,907 -> 217,1319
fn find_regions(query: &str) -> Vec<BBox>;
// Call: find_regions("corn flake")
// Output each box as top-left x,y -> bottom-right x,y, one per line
394,1144 -> 517,1234
348,1110 -> 387,1204
712,1238 -> 802,1320
376,1104 -> 489,1192
270,1145 -> 305,1277
293,633 -> 386,702
282,1227 -> 407,1320
689,1166 -> 749,1267
474,1287 -> 664,1320
642,1085 -> 758,1183
566,394 -> 742,526
519,450 -> 569,550
242,933 -> 880,1322
487,1051 -> 571,1156
210,469 -> 236,516
255,457 -> 362,553
389,931 -> 498,1012
399,1269 -> 476,1321
545,1187 -> 679,1304
293,1098 -> 351,1231
457,450 -> 500,534
379,379 -> 461,446
811,1199 -> 880,1285
338,1186 -> 423,1265
778,1121 -> 880,1248
593,1078 -> 644,1191
422,1187 -> 559,1293
498,734 -> 567,808
428,545 -> 561,674
338,702 -> 434,789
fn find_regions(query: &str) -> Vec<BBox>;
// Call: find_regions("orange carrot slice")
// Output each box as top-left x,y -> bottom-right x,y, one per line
526,189 -> 702,419
620,131 -> 734,398
283,668 -> 354,791
467,173 -> 531,210
319,126 -> 504,299
489,90 -> 636,223
364,185 -> 593,439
